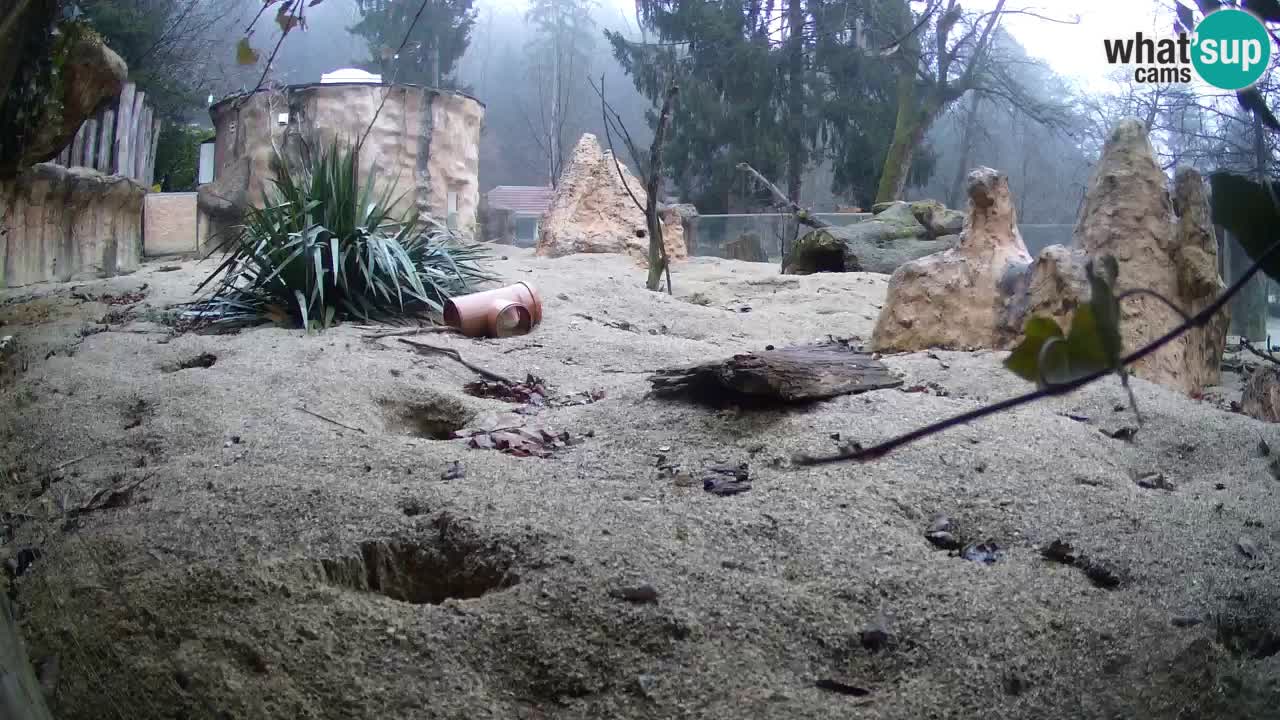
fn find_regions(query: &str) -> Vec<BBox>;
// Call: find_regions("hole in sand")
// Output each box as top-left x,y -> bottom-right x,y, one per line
1217,613 -> 1280,659
162,352 -> 217,373
321,516 -> 518,605
378,393 -> 473,440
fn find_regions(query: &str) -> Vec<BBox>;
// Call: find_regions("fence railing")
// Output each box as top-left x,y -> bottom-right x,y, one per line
688,213 -> 872,260
49,82 -> 160,187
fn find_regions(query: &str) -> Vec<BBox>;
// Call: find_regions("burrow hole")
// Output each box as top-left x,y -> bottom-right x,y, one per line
378,392 -> 473,440
321,517 -> 518,604
162,352 -> 217,373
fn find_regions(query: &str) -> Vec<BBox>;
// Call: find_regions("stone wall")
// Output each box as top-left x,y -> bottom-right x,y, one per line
0,163 -> 144,287
142,192 -> 214,256
201,83 -> 484,236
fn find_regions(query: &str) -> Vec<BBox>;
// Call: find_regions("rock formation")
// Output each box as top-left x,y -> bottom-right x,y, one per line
200,86 -> 483,245
1,21 -> 127,178
871,168 -> 1033,351
1242,365 -> 1280,423
536,134 -> 687,264
906,199 -> 965,238
0,163 -> 145,287
870,120 -> 1228,397
783,199 -> 962,275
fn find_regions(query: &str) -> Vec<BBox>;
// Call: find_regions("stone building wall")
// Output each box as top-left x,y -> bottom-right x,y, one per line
200,83 -> 484,241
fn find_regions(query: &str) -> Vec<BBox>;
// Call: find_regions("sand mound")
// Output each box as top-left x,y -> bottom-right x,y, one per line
0,248 -> 1277,719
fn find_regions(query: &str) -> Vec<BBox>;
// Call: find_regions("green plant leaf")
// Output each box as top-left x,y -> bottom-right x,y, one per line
236,38 -> 260,65
189,138 -> 493,330
1004,316 -> 1065,383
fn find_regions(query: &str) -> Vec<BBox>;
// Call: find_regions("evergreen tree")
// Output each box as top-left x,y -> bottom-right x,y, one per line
608,0 -> 898,212
524,0 -> 597,185
351,0 -> 476,87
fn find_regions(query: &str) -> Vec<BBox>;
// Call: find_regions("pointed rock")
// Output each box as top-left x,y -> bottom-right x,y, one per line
1004,123 -> 1227,395
871,167 -> 1032,352
535,134 -> 686,265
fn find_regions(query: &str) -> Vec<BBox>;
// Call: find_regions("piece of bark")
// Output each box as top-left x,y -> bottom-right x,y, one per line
648,343 -> 901,404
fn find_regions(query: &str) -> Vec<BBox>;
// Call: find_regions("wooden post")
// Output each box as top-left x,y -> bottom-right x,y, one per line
146,116 -> 161,187
130,92 -> 147,180
69,124 -> 85,167
82,118 -> 98,169
113,82 -> 136,176
97,109 -> 115,172
133,106 -> 150,182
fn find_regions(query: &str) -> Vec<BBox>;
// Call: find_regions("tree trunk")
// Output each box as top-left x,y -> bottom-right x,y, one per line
946,92 -> 982,208
645,84 -> 679,292
875,75 -> 935,203
785,0 -> 804,203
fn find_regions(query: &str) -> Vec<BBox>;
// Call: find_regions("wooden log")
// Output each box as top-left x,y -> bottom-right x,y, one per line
146,116 -> 161,187
133,106 -> 149,183
648,342 -> 902,404
69,124 -> 85,167
113,83 -> 136,176
82,118 -> 98,169
130,92 -> 147,180
97,108 -> 115,172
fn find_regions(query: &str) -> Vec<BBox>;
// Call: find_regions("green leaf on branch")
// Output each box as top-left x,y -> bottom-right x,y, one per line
1005,259 -> 1124,387
1005,316 -> 1064,383
236,38 -> 260,65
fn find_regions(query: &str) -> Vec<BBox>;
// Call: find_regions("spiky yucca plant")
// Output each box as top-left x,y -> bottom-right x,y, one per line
192,139 -> 491,330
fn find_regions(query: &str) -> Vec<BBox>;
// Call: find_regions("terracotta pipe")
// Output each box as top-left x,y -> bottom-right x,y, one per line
444,282 -> 543,338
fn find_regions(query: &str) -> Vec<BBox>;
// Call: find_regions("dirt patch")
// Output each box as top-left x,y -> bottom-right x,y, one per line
161,352 -> 217,373
321,515 -> 518,605
378,392 -> 474,439
6,249 -> 1280,720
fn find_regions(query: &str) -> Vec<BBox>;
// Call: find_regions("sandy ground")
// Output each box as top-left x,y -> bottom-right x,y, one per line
1,246 -> 1279,720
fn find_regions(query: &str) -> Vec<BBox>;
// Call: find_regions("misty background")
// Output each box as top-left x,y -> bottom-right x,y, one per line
82,0 -> 1280,227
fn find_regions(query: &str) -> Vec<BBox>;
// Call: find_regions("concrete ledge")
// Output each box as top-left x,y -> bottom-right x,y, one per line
0,163 -> 145,288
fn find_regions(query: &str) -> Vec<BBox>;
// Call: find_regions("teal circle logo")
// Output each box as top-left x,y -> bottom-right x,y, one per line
1192,9 -> 1271,90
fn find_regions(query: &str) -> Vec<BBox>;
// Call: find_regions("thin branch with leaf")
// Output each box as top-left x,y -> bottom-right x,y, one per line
796,171 -> 1280,466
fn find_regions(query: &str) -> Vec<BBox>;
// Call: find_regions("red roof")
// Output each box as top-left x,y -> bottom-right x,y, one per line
487,185 -> 554,216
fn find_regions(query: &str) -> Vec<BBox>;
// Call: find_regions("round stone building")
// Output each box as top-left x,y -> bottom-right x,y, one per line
198,79 -> 484,243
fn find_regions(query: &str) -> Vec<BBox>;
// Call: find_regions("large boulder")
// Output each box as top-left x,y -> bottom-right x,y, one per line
870,119 -> 1229,398
871,168 -> 1033,351
536,134 -> 686,265
1242,365 -> 1280,423
909,199 -> 965,238
1001,124 -> 1227,395
784,224 -> 954,275
784,198 -> 966,275
1,22 -> 127,177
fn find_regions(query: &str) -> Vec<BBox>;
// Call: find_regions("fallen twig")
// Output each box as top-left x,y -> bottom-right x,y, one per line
362,326 -> 460,340
736,162 -> 829,230
50,452 -> 98,473
296,406 -> 367,434
397,339 -> 518,385
69,473 -> 154,518
1243,339 -> 1280,367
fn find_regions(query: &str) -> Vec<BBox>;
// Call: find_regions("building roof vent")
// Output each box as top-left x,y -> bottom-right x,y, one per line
320,68 -> 383,84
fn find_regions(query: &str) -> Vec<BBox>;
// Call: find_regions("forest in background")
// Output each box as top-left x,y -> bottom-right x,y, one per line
65,0 -> 1280,225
